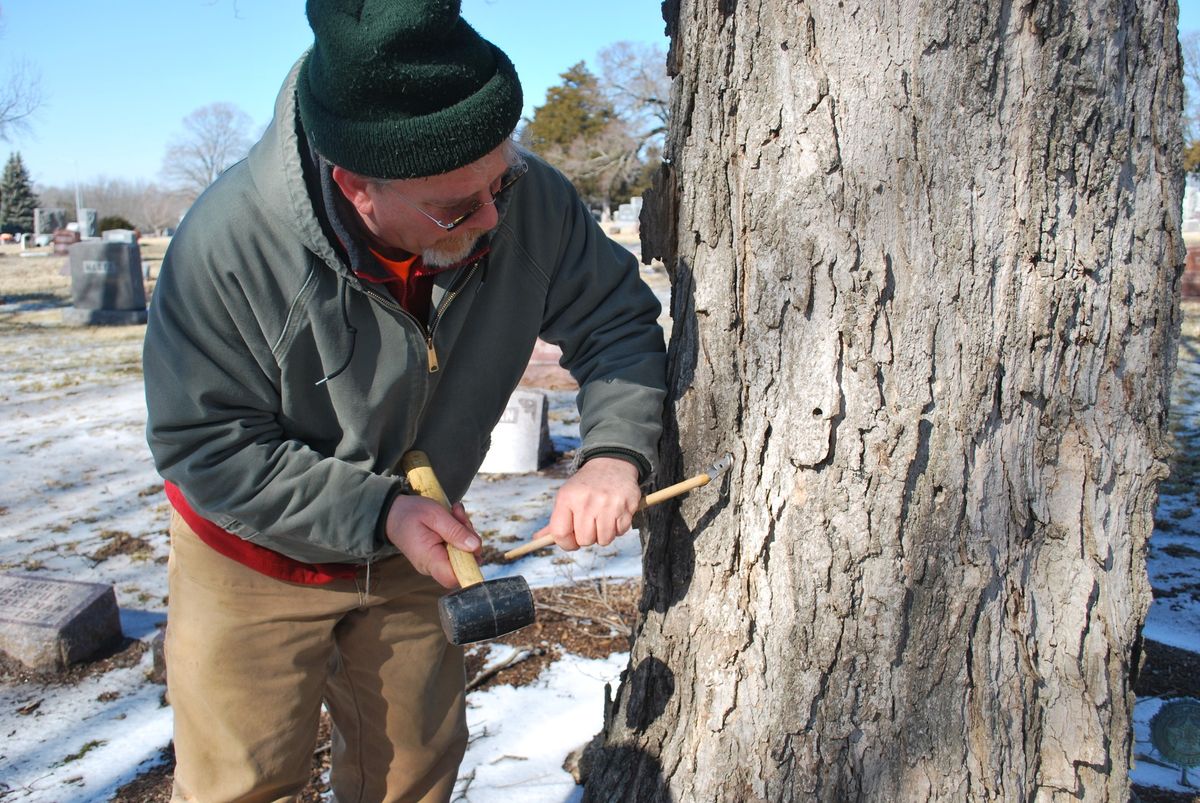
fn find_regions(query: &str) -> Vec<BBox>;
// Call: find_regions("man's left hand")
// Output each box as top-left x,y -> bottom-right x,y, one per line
533,457 -> 641,551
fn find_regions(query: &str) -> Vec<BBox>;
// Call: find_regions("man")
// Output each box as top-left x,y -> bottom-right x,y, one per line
142,2 -> 666,800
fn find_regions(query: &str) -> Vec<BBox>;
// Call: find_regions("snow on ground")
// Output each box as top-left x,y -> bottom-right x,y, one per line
0,261 -> 668,801
0,645 -> 173,801
456,652 -> 627,802
0,367 -> 644,802
1143,342 -> 1200,653
1129,336 -> 1200,796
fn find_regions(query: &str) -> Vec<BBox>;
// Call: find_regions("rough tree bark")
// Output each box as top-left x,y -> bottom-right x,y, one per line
585,1 -> 1183,800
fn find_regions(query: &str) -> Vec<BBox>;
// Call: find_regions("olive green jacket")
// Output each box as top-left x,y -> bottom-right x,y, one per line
143,63 -> 666,565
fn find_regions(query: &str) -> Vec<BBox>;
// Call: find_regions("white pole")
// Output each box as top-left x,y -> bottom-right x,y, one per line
74,163 -> 83,225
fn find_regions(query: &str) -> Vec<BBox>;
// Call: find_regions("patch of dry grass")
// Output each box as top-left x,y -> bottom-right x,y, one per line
0,241 -> 161,399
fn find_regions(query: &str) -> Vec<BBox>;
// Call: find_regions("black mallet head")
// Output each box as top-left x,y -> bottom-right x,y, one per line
400,450 -> 537,646
438,576 -> 535,645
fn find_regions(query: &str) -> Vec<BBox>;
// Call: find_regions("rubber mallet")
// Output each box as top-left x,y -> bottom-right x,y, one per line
502,453 -> 734,560
402,451 -> 535,645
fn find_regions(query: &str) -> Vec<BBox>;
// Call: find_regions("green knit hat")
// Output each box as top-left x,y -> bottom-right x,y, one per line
298,0 -> 523,179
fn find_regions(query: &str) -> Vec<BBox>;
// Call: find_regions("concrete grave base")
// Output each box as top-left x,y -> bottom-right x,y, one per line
62,308 -> 148,326
0,573 -> 124,672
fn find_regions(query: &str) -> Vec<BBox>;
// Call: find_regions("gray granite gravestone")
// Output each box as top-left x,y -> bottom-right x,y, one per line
78,208 -> 98,238
63,239 -> 148,325
616,196 -> 644,223
0,573 -> 123,672
34,208 -> 67,237
479,389 -> 554,473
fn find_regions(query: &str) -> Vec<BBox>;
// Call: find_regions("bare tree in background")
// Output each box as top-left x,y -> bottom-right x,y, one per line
598,41 -> 669,154
161,102 -> 253,204
0,5 -> 43,142
139,184 -> 186,233
37,178 -> 185,234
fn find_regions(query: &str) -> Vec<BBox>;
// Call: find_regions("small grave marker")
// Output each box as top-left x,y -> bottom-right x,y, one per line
1151,697 -> 1200,788
0,573 -> 123,672
52,228 -> 81,256
479,389 -> 554,474
101,228 -> 137,244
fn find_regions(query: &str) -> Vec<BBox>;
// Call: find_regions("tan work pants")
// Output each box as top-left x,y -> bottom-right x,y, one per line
166,513 -> 467,803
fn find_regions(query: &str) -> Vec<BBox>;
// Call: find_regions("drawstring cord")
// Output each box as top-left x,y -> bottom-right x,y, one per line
315,276 -> 358,386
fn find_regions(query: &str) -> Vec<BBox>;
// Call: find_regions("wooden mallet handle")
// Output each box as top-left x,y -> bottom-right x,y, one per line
502,471 -> 715,561
402,451 -> 485,588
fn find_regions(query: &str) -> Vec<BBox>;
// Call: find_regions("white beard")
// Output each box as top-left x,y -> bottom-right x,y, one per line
422,231 -> 485,267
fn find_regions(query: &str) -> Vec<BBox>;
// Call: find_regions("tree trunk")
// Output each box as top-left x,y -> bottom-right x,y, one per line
586,1 -> 1184,800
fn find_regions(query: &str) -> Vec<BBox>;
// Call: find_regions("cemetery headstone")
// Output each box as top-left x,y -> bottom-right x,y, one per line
616,196 -> 645,223
101,229 -> 137,243
1150,697 -> 1200,787
479,388 -> 554,473
1185,176 -> 1200,234
78,208 -> 98,238
1185,240 -> 1200,300
63,239 -> 148,325
0,573 -> 123,672
52,228 -> 81,256
34,207 -> 67,237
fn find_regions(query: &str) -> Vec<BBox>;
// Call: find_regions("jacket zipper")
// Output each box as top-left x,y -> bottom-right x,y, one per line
424,260 -> 482,374
356,259 -> 482,375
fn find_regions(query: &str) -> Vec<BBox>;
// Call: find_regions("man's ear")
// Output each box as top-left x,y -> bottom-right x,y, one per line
331,166 -> 375,217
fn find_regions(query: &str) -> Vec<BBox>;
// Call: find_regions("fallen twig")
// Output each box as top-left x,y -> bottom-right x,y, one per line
533,602 -> 631,637
452,768 -> 476,802
466,647 -> 546,691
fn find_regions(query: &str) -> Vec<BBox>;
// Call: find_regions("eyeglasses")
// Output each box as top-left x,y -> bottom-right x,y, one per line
396,161 -> 529,231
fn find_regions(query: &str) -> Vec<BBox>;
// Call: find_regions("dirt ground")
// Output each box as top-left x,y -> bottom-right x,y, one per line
99,578 -> 640,802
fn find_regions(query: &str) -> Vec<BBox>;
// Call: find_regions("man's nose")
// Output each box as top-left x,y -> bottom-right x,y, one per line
469,193 -> 501,229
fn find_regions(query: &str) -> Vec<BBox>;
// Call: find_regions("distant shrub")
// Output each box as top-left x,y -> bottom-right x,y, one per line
98,215 -> 136,234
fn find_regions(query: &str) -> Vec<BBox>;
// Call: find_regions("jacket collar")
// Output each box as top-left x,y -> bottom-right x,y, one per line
247,54 -> 352,282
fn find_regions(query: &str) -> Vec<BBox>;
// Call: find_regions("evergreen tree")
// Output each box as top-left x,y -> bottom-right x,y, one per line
0,152 -> 38,235
522,62 -> 614,150
521,63 -> 641,209
1186,139 -> 1200,178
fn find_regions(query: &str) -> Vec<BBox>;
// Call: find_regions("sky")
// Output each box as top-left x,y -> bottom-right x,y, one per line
0,0 -> 669,188
1180,1 -> 1200,47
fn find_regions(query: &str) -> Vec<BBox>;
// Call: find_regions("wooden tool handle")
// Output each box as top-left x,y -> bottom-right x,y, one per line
640,472 -> 711,508
502,472 -> 714,560
402,451 -> 485,587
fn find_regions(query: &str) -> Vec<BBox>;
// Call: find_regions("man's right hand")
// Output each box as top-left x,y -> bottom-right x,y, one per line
384,495 -> 480,589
